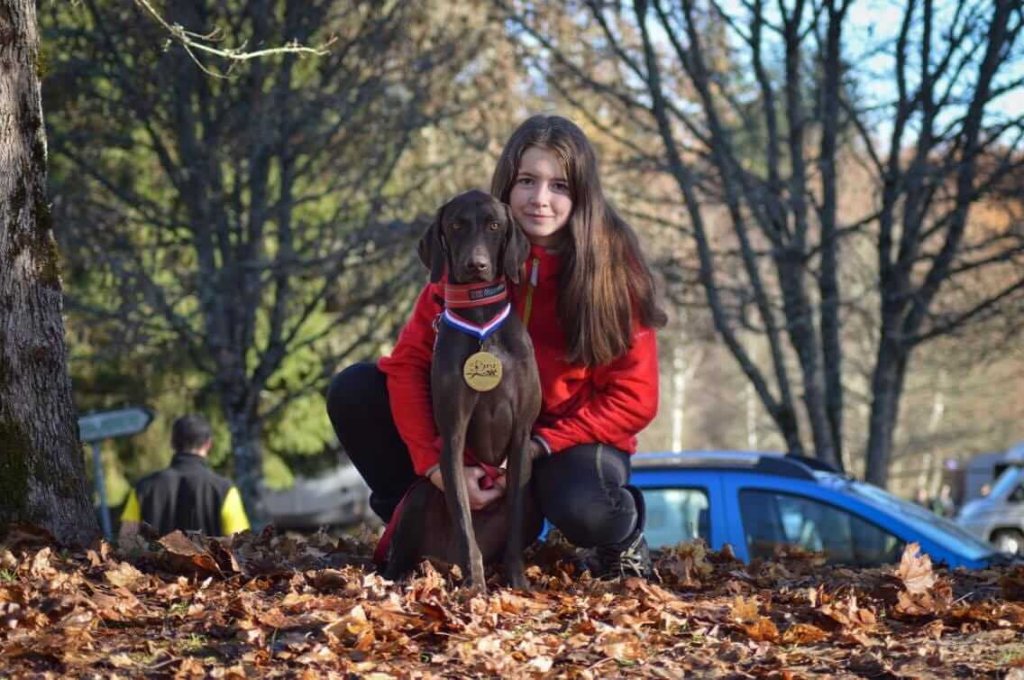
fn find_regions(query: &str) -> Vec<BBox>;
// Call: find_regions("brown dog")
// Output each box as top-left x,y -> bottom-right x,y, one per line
381,190 -> 542,590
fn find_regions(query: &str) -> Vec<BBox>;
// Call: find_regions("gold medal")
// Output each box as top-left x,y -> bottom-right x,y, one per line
463,351 -> 503,391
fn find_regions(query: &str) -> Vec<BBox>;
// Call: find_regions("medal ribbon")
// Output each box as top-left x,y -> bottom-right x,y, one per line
441,303 -> 512,341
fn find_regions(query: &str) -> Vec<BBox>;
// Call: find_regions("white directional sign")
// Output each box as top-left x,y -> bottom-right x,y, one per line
78,407 -> 154,443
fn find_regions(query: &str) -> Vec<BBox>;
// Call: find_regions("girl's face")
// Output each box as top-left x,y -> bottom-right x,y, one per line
509,146 -> 573,247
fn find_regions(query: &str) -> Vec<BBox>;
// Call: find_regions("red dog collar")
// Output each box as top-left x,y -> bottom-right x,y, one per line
444,279 -> 508,309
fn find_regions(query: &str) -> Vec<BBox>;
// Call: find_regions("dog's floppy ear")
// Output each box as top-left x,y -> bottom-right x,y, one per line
418,202 -> 448,282
502,204 -> 530,284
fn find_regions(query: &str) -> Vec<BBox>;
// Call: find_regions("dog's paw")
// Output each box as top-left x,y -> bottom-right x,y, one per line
459,580 -> 488,597
507,573 -> 530,591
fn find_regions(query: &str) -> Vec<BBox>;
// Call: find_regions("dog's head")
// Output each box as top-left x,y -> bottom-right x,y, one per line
418,189 -> 530,284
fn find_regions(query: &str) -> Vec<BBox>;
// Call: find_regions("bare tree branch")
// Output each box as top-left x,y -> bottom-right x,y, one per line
134,0 -> 336,78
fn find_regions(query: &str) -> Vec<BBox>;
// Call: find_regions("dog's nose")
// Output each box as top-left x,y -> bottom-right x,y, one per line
467,257 -> 490,273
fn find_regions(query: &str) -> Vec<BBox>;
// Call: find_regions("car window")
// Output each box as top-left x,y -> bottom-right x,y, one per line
845,479 -> 996,559
990,466 -> 1023,499
641,488 -> 710,548
739,490 -> 903,566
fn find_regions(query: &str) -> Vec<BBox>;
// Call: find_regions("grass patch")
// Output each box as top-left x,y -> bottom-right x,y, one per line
177,633 -> 207,654
998,644 -> 1024,667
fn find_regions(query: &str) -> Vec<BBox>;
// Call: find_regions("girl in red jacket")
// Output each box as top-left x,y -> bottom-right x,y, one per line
327,115 -> 666,578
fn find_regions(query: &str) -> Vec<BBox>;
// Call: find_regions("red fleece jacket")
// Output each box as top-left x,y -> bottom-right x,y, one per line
378,244 -> 660,476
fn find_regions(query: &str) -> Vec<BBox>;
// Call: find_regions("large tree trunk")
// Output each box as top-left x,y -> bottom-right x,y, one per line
0,0 -> 97,546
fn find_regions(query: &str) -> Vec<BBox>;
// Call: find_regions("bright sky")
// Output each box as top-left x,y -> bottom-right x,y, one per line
847,0 -> 1024,114
716,0 -> 1024,151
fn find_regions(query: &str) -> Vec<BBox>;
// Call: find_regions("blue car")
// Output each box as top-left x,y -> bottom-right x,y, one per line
631,451 -> 1006,569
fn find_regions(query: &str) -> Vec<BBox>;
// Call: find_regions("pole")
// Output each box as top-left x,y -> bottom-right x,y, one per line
92,441 -> 112,541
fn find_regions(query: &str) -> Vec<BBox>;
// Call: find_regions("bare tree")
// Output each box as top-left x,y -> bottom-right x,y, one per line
498,0 -> 1024,484
858,0 -> 1024,484
44,0 -> 499,519
0,0 -> 98,545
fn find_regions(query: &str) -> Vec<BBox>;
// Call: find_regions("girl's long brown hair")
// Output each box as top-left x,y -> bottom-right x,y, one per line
491,115 -> 667,367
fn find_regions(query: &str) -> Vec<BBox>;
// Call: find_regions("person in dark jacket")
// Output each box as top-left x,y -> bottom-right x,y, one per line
118,414 -> 249,542
930,483 -> 957,518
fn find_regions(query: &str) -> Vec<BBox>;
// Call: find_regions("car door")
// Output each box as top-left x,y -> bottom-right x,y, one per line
632,469 -> 727,550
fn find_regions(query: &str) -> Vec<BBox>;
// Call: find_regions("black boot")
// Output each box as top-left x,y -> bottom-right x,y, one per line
595,485 -> 652,579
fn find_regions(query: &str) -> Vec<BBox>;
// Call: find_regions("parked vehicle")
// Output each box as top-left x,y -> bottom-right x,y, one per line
631,451 -> 1008,569
262,463 -> 372,531
956,458 -> 1024,555
958,441 -> 1024,504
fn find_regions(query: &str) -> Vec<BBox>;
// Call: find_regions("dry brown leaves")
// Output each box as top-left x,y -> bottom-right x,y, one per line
1,526 -> 1023,679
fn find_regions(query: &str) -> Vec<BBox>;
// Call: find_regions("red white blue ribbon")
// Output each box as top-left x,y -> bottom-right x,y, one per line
441,303 -> 512,341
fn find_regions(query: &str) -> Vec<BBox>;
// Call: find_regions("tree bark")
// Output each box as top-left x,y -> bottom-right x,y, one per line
224,406 -> 264,528
817,0 -> 847,466
0,0 -> 97,546
864,330 -> 909,487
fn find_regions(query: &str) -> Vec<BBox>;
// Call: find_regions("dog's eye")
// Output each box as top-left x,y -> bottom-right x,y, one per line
488,222 -> 500,231
448,222 -> 461,231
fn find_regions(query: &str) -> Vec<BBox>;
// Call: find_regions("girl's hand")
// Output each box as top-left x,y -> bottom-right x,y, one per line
428,466 -> 506,510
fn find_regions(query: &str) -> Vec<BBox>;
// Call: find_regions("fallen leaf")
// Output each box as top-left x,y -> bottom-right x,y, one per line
781,623 -> 829,644
104,561 -> 144,589
743,616 -> 779,642
895,543 -> 935,594
731,595 -> 760,624
1000,566 -> 1024,601
157,531 -> 221,575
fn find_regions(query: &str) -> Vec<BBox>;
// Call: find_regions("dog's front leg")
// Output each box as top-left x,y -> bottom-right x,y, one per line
502,425 -> 533,590
440,427 -> 486,590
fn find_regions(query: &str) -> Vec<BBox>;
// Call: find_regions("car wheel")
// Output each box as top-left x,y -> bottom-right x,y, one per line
991,529 -> 1024,555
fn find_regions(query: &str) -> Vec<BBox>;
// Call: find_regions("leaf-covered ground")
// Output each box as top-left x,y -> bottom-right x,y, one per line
2,524 -> 1024,679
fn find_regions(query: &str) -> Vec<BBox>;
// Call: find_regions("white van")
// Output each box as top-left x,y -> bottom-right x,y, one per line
956,442 -> 1024,554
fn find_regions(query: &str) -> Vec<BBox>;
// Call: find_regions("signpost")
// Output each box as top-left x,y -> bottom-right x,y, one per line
78,407 -> 155,541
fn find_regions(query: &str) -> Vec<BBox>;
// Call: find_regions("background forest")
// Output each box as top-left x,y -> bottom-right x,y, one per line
38,0 -> 1024,517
